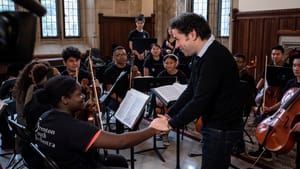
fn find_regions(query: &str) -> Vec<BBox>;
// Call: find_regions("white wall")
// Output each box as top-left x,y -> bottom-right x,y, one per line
239,0 -> 300,12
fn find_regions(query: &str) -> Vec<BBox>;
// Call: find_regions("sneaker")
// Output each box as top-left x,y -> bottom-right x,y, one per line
248,150 -> 272,161
162,136 -> 170,146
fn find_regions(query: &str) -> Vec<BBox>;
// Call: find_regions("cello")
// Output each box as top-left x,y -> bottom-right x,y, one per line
255,87 -> 300,153
255,56 -> 281,115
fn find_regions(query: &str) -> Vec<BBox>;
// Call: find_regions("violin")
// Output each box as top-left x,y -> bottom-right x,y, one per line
240,59 -> 256,74
255,87 -> 300,153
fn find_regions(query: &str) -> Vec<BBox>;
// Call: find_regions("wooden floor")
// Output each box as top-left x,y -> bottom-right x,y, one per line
0,118 -> 267,169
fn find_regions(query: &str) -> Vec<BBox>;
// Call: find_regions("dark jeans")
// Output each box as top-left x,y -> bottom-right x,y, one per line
201,127 -> 243,169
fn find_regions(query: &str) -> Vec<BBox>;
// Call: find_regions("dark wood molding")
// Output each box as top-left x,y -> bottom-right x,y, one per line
33,54 -> 63,66
232,8 -> 300,19
277,30 -> 300,36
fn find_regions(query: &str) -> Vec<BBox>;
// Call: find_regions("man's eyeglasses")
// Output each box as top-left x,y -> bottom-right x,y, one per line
115,54 -> 127,57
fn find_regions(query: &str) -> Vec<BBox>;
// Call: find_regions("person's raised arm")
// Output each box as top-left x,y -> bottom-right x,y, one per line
92,115 -> 169,149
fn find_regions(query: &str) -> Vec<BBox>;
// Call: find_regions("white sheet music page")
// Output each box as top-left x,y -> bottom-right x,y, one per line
115,88 -> 150,129
152,83 -> 187,105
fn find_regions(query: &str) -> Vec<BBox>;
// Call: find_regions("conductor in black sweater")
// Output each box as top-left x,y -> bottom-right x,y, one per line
165,13 -> 244,169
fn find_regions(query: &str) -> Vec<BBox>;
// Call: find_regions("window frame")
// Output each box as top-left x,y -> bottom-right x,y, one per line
217,0 -> 231,38
192,0 -> 209,21
0,0 -> 16,11
40,0 -> 81,39
62,0 -> 81,38
40,0 -> 60,39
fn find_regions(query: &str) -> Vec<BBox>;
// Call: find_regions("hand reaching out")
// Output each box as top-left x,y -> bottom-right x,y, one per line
150,114 -> 169,132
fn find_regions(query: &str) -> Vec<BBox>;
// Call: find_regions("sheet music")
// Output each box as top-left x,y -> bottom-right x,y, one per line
152,83 -> 187,106
115,89 -> 150,129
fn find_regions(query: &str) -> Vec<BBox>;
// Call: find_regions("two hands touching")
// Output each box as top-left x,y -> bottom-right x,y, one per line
149,114 -> 172,134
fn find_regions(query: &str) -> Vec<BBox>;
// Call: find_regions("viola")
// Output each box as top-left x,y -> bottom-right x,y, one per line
255,87 -> 300,153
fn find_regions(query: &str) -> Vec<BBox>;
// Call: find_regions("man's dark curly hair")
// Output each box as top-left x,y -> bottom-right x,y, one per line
170,13 -> 211,40
62,46 -> 81,61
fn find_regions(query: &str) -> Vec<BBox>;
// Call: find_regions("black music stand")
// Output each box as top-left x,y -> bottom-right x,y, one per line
114,88 -> 150,169
133,76 -> 176,93
132,38 -> 157,54
133,77 -> 176,162
100,71 -> 127,104
99,71 -> 127,131
266,65 -> 294,87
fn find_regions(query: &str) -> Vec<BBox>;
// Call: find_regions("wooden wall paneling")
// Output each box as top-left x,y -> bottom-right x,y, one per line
248,19 -> 265,76
296,17 -> 300,30
98,14 -> 155,62
279,17 -> 297,30
231,8 -> 300,81
235,20 -> 250,56
259,18 -> 279,74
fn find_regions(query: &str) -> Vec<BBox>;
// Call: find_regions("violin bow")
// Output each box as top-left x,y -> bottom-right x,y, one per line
87,48 -> 104,130
254,56 -> 257,80
75,67 -> 79,82
262,55 -> 268,109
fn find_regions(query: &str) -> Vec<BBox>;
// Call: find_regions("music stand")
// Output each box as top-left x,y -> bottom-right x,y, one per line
100,71 -> 127,104
133,76 -> 176,92
100,71 -> 127,131
133,77 -> 176,162
132,38 -> 157,54
266,65 -> 294,87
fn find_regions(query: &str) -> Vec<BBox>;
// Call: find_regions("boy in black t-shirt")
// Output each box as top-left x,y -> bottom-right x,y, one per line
103,46 -> 131,134
128,14 -> 150,75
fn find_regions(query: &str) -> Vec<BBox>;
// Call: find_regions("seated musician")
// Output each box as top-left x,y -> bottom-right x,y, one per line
61,46 -> 101,121
254,45 -> 290,119
286,52 -> 300,169
61,46 -> 91,94
0,63 -> 23,149
19,63 -> 59,167
23,63 -> 60,136
35,75 -> 169,169
234,53 -> 257,99
156,54 -> 187,146
248,50 -> 298,161
233,53 -> 257,154
256,45 -> 290,92
143,43 -> 164,77
102,46 -> 131,134
143,44 -> 164,118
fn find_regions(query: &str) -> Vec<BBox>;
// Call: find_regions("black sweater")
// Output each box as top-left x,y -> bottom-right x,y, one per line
168,41 -> 243,130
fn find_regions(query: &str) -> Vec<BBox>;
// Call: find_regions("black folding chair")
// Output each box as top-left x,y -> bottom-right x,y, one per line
0,100 -> 17,168
29,143 -> 60,169
7,118 -> 33,169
